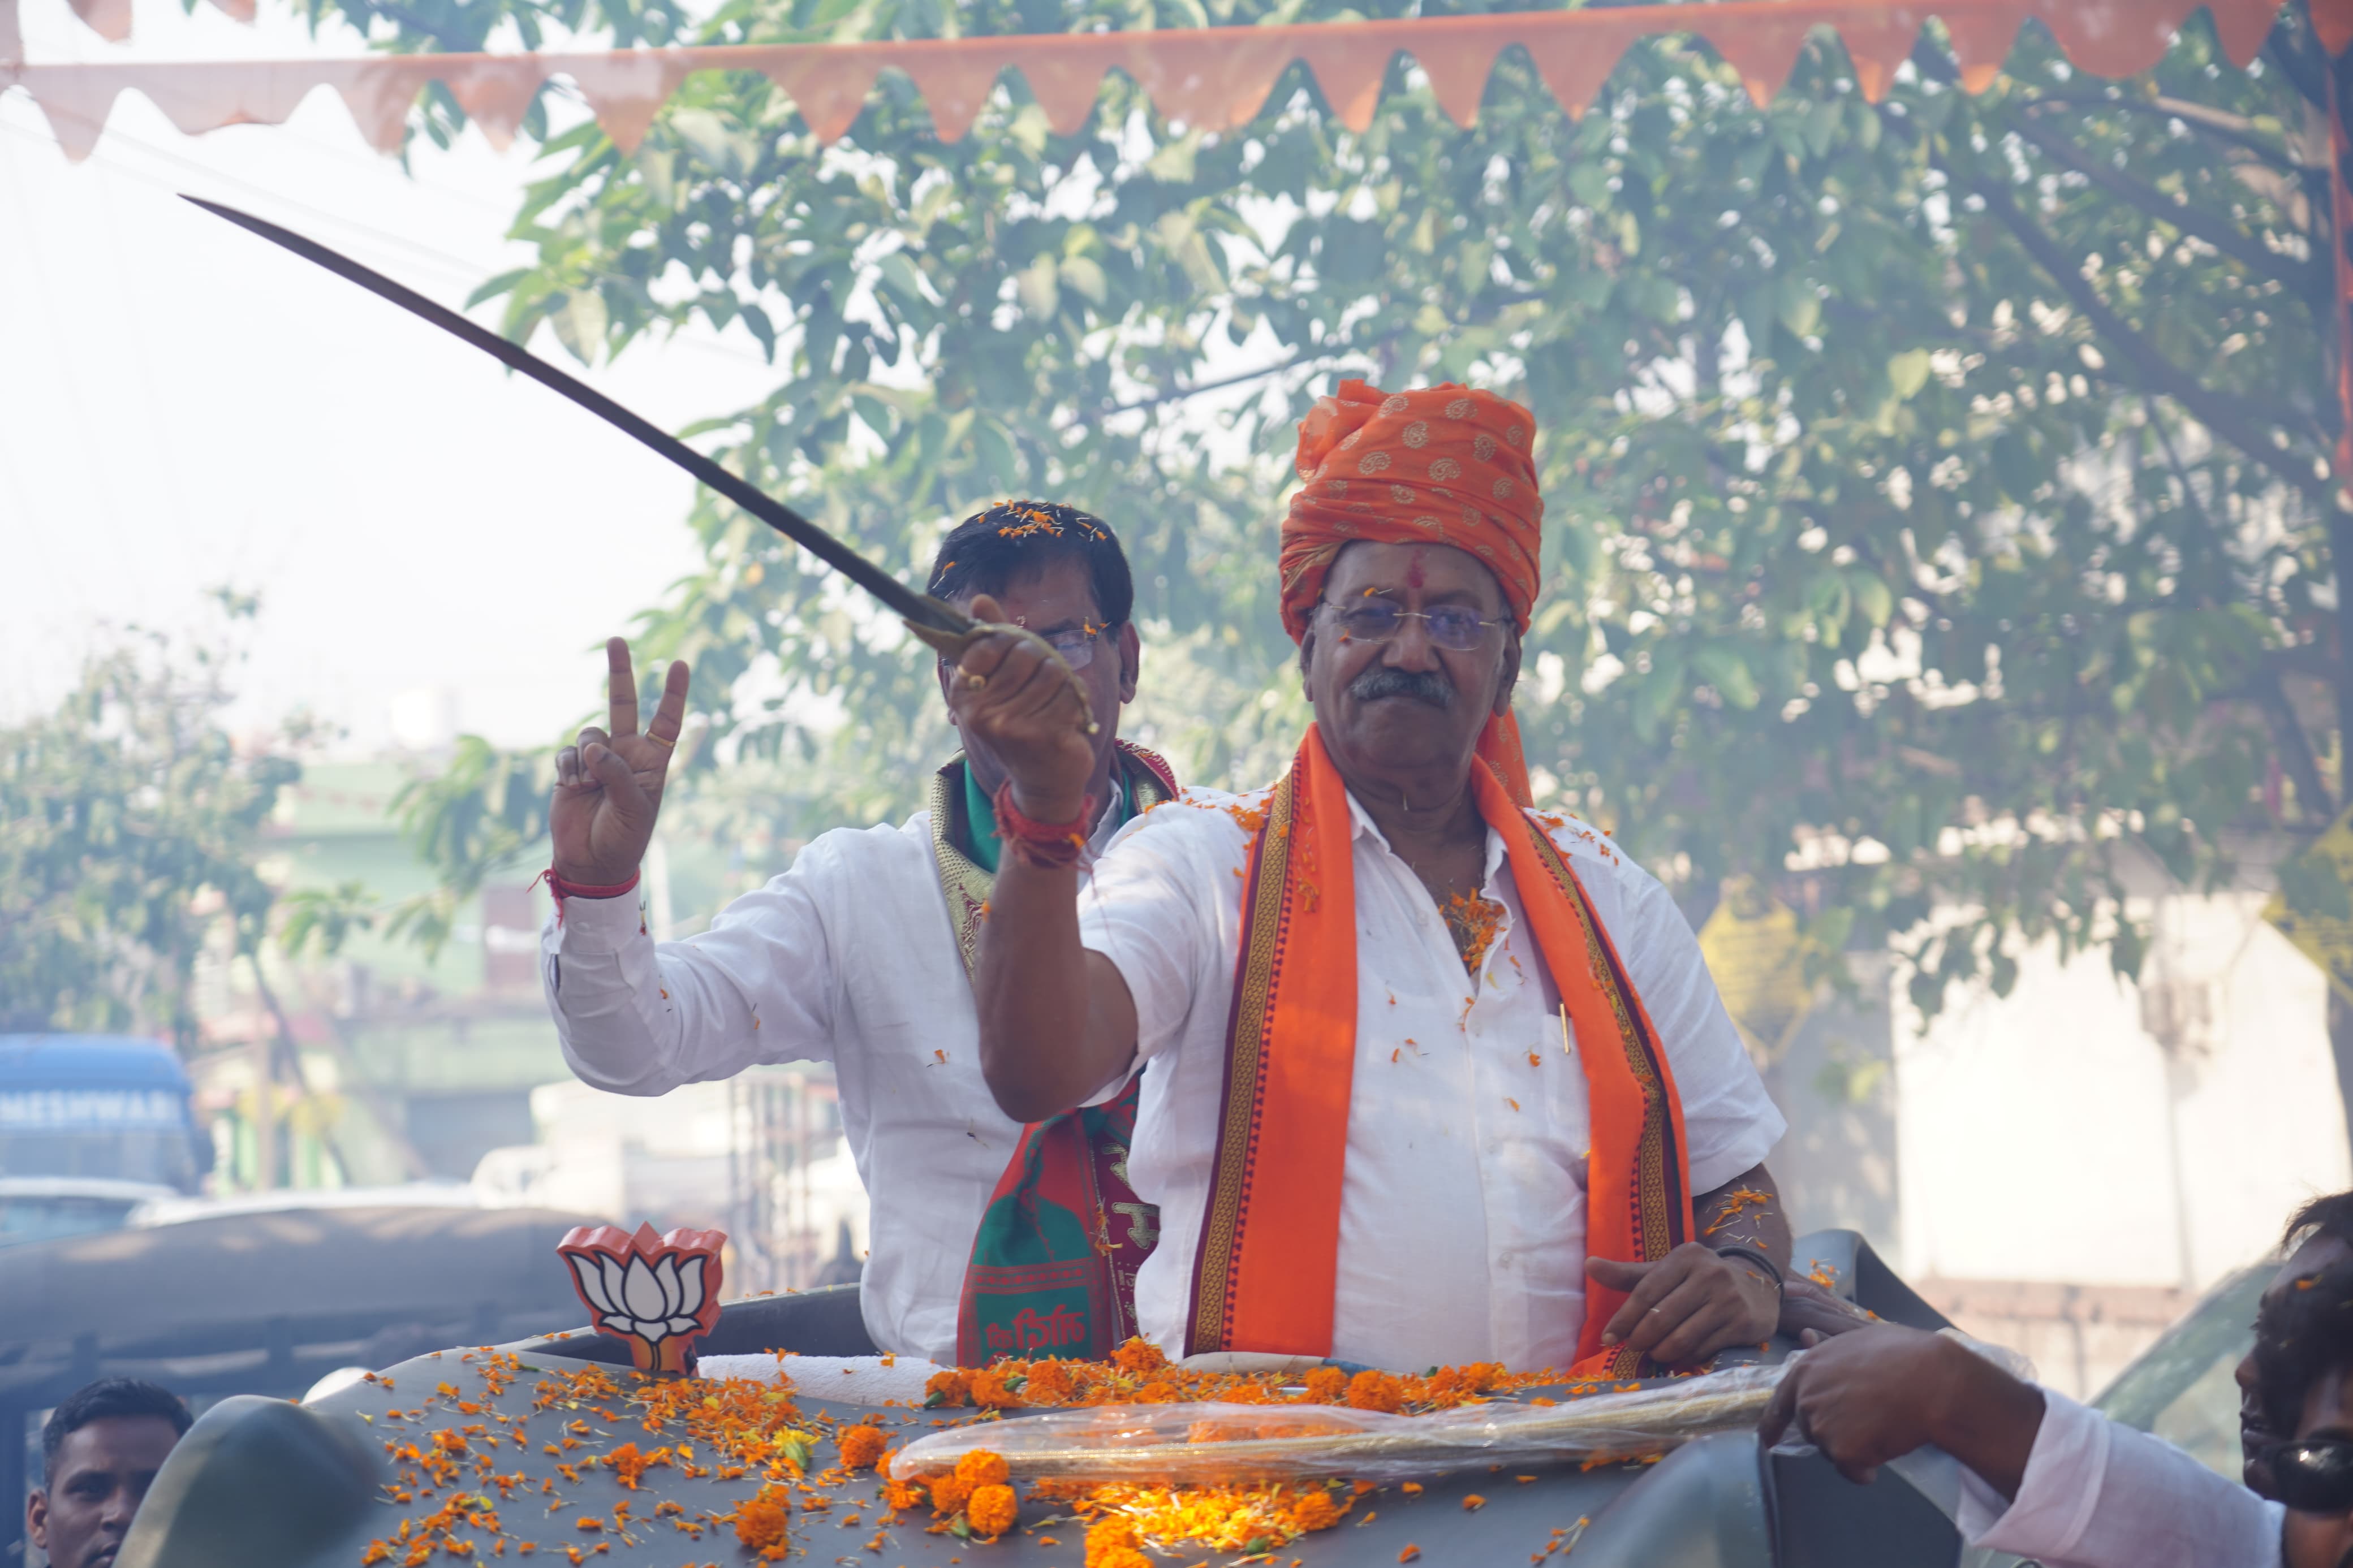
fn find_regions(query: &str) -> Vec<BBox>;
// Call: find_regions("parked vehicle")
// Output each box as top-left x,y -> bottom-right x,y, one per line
0,1034 -> 210,1187
0,1174 -> 180,1247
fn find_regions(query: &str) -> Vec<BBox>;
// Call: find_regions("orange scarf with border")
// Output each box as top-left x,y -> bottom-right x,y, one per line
1184,726 -> 1692,1377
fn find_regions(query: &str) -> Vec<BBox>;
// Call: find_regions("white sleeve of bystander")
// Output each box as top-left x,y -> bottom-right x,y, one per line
1957,1389 -> 2285,1568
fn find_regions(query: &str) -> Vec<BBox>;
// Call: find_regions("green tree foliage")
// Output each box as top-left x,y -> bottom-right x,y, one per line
0,604 -> 301,1045
355,0 -> 2348,1031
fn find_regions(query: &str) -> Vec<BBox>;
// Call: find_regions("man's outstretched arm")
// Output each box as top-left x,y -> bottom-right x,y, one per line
948,595 -> 1140,1122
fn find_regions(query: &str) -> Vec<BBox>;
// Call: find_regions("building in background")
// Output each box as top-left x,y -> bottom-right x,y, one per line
178,757 -> 874,1296
1723,856 -> 2352,1399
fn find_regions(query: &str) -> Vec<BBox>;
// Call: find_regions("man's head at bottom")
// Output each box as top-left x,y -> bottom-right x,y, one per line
2244,1191 -> 2353,1497
2254,1259 -> 2353,1568
28,1377 -> 191,1568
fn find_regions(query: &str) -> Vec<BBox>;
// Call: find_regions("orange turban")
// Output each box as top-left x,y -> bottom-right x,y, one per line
1279,378 -> 1544,802
1279,379 -> 1544,641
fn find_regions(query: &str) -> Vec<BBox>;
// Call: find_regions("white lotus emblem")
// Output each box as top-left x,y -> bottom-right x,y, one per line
555,1221 -> 727,1373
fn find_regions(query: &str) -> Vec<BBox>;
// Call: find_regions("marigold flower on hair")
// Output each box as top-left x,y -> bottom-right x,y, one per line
1110,1337 -> 1167,1376
730,1485 -> 791,1561
1345,1370 -> 1404,1413
966,1483 -> 1019,1539
835,1423 -> 889,1471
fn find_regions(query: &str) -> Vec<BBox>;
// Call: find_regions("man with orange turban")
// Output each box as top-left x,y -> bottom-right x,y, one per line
950,381 -> 1789,1376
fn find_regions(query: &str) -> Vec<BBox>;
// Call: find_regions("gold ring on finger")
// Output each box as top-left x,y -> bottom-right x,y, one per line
964,672 -> 987,692
647,732 -> 676,750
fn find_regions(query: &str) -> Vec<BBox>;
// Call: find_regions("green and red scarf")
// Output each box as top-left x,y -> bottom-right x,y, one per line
937,742 -> 1178,1366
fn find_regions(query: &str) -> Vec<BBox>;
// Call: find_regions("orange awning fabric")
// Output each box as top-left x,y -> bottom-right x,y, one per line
0,0 -> 2317,165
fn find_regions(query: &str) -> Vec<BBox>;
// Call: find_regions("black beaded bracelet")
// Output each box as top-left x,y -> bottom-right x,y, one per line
1714,1243 -> 1786,1297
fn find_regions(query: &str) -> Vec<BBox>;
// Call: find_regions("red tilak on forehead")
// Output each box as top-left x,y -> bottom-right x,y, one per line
1405,548 -> 1427,589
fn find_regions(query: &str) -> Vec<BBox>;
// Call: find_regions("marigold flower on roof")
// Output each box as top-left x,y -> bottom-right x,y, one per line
730,1484 -> 791,1562
1288,1489 -> 1344,1531
835,1422 -> 889,1471
954,1449 -> 1010,1489
1300,1366 -> 1347,1403
966,1483 -> 1019,1539
929,1474 -> 973,1515
1084,1515 -> 1140,1568
1345,1370 -> 1404,1413
1022,1358 -> 1075,1403
924,1369 -> 972,1408
968,1367 -> 1023,1410
1110,1337 -> 1167,1376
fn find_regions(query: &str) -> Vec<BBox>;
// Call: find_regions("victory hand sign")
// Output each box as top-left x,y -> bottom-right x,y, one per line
553,638 -> 692,886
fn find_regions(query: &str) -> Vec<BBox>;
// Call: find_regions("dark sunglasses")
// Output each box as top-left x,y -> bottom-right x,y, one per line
2266,1439 -> 2353,1513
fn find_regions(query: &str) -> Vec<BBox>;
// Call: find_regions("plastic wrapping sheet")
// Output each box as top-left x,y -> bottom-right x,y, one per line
889,1362 -> 1789,1485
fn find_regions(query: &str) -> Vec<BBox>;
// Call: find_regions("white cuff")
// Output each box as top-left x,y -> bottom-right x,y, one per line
549,884 -> 645,951
1962,1387 -> 2108,1561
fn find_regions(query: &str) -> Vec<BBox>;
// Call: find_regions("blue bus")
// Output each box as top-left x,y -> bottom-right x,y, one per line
0,1035 -> 212,1243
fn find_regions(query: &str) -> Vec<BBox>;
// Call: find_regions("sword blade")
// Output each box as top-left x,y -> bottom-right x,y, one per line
182,194 -> 969,640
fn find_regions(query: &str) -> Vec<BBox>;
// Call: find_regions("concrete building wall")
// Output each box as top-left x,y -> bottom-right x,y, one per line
1882,889 -> 2351,1394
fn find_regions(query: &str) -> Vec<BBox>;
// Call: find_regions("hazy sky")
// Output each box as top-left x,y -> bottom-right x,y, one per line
2,0 -> 781,751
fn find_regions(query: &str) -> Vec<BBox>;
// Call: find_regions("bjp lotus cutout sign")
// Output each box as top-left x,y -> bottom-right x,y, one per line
557,1222 -> 726,1373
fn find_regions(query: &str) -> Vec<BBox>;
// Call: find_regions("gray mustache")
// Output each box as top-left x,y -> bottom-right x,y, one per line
1348,667 -> 1456,708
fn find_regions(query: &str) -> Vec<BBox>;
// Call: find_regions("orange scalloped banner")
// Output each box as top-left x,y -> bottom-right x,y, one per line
0,0 -> 2313,165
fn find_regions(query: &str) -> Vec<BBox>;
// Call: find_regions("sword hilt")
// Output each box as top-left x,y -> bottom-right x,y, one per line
904,599 -> 1102,738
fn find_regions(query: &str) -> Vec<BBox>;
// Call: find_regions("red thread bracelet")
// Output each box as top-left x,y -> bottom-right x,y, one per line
993,781 -> 1095,871
537,867 -> 641,926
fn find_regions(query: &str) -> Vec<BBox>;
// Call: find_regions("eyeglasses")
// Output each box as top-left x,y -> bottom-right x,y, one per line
937,622 -> 1109,671
1036,624 -> 1108,670
2265,1439 -> 2353,1513
1318,599 -> 1510,653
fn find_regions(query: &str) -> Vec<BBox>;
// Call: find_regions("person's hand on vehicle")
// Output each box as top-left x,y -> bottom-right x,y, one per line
1757,1323 -> 2043,1494
1778,1275 -> 1877,1341
552,637 -> 690,886
1588,1243 -> 1782,1368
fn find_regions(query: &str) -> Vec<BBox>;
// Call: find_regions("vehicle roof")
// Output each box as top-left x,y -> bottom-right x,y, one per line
0,1176 -> 182,1202
128,1182 -> 482,1226
0,1034 -> 191,1088
0,1204 -> 601,1358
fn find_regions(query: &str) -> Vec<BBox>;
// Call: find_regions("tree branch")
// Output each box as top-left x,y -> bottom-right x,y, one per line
1958,160 -> 2342,516
2143,394 -> 2337,819
2007,112 -> 2330,303
244,948 -> 352,1186
2263,28 -> 2329,113
2019,90 -> 2309,171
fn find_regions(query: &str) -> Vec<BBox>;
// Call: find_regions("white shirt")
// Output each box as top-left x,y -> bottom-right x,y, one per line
539,797 -> 1134,1367
1076,787 -> 1785,1372
1957,1388 -> 2285,1567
